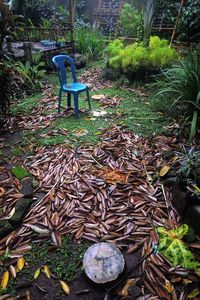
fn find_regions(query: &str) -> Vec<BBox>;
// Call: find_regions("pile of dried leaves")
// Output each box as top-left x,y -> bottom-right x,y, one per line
79,67 -> 113,91
1,123 -> 200,298
92,94 -> 121,108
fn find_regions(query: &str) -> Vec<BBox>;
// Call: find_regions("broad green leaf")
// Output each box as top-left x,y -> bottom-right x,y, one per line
157,224 -> 200,276
12,166 -> 29,180
188,288 -> 200,298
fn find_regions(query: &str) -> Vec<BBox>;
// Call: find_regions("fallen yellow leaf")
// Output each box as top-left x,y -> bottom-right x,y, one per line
34,268 -> 41,280
121,278 -> 136,296
17,257 -> 25,271
42,265 -> 51,278
60,280 -> 70,294
159,165 -> 170,177
92,94 -> 105,100
164,279 -> 174,293
1,271 -> 9,290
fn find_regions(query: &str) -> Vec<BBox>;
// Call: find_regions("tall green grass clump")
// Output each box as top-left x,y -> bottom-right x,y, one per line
155,52 -> 200,142
75,28 -> 105,60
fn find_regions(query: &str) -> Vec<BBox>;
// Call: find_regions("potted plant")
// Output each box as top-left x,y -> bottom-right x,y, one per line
56,38 -> 66,48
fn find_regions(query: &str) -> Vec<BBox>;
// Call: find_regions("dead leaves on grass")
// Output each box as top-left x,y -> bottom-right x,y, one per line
0,121 -> 199,298
92,94 -> 121,108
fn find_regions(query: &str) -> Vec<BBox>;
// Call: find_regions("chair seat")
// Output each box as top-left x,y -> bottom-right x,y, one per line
63,82 -> 87,92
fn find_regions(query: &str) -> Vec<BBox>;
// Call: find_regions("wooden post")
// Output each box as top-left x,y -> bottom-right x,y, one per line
23,42 -> 33,63
170,0 -> 185,47
69,0 -> 75,53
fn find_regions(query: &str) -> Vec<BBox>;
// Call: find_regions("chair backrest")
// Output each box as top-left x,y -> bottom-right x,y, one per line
52,55 -> 77,86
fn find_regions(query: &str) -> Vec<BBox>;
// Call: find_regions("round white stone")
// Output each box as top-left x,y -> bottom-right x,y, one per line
83,242 -> 125,284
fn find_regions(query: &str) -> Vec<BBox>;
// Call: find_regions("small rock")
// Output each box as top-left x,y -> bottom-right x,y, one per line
20,177 -> 34,197
9,198 -> 33,225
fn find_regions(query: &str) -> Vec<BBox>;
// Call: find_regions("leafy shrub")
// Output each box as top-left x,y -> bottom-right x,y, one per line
15,53 -> 46,91
75,28 -> 105,60
157,224 -> 200,276
119,3 -> 141,37
105,36 -> 178,71
0,59 -> 25,126
149,36 -> 168,49
149,39 -> 178,68
177,0 -> 200,45
175,146 -> 200,182
154,52 -> 200,142
104,39 -> 123,57
13,0 -> 53,26
0,0 -> 22,53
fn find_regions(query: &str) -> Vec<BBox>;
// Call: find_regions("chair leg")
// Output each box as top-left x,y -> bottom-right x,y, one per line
58,88 -> 62,113
67,93 -> 71,108
86,88 -> 91,111
74,93 -> 79,118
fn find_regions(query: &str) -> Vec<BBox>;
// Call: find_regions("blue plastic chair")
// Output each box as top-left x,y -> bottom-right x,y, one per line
52,55 -> 91,117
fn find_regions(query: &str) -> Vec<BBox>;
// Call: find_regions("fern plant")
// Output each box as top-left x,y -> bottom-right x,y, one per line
75,28 -> 105,60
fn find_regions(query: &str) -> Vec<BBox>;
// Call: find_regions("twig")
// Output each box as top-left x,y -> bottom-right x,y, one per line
161,184 -> 170,218
89,155 -> 104,168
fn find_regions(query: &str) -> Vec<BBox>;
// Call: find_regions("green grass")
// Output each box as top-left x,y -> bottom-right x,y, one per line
0,237 -> 88,296
10,68 -> 171,149
11,94 -> 41,115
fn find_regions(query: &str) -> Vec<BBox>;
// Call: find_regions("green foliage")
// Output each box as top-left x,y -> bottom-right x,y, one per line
52,236 -> 88,282
119,3 -> 141,37
155,52 -> 200,142
11,165 -> 29,179
105,36 -> 178,70
104,39 -> 123,57
13,0 -> 53,26
0,0 -> 22,53
178,0 -> 200,45
157,224 -> 200,276
26,237 -> 88,282
149,37 -> 178,68
75,28 -> 105,60
15,53 -> 46,90
175,146 -> 200,181
0,59 -> 24,124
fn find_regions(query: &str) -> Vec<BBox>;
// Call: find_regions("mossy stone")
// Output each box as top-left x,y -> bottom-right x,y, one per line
12,166 -> 29,180
9,198 -> 33,225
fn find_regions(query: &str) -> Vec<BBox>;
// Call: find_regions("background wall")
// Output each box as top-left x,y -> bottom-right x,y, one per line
84,0 -> 147,24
